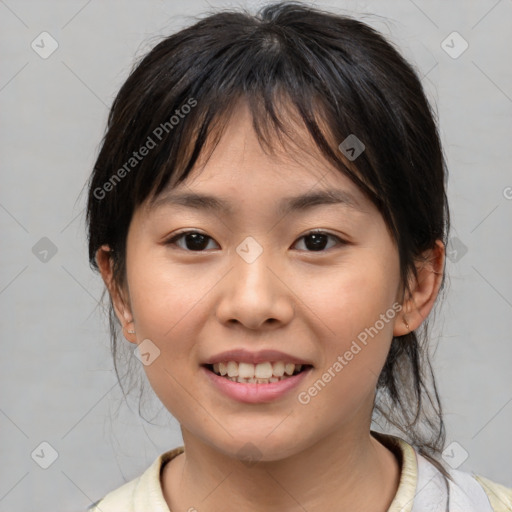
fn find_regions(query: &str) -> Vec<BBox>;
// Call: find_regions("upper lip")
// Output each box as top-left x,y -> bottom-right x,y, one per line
203,349 -> 313,366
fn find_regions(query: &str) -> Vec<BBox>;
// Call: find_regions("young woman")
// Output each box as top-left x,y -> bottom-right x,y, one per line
85,2 -> 512,511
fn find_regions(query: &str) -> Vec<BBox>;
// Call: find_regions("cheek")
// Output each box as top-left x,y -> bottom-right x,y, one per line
293,285 -> 399,428
127,252 -> 211,343
313,253 -> 398,331
125,258 -> 207,418
308,253 -> 400,383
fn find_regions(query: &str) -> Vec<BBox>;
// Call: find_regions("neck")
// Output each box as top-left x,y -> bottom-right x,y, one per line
162,426 -> 400,512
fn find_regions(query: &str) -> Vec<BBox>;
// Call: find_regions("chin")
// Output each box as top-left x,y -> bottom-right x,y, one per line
205,430 -> 310,463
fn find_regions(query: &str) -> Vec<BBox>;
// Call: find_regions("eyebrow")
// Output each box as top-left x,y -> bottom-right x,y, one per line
150,188 -> 365,217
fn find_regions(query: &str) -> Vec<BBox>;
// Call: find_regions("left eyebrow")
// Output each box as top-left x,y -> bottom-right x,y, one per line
149,188 -> 366,216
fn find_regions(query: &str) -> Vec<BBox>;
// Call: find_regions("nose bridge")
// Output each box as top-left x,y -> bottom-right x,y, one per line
235,247 -> 275,300
215,239 -> 294,329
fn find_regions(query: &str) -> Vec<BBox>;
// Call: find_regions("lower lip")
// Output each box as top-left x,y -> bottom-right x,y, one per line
201,366 -> 312,404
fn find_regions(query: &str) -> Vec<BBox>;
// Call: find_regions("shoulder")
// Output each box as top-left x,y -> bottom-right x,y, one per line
473,474 -> 512,512
87,446 -> 184,512
87,477 -> 138,512
443,465 -> 512,512
413,444 -> 512,512
371,431 -> 512,512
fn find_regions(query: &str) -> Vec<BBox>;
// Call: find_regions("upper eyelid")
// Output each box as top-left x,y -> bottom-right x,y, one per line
167,228 -> 341,239
166,229 -> 344,248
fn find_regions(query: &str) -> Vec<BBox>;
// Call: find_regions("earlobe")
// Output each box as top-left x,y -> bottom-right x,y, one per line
393,240 -> 445,337
95,245 -> 137,344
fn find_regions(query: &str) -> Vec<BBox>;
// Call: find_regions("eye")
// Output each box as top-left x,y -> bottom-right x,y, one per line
165,229 -> 345,253
293,230 -> 345,252
165,230 -> 219,251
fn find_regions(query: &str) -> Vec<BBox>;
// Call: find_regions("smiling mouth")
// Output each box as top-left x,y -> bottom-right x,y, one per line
203,361 -> 313,384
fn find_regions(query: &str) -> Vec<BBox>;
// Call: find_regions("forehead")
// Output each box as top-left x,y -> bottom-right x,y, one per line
146,100 -> 372,216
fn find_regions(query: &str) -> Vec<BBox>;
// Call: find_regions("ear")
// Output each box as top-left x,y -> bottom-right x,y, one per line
393,239 -> 445,337
95,244 -> 137,344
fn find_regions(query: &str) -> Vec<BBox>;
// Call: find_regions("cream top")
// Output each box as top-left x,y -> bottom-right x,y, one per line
88,431 -> 512,511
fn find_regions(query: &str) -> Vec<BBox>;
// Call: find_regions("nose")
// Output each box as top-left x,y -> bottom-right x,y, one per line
215,252 -> 295,330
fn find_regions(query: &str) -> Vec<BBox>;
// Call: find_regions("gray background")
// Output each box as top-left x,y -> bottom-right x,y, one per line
0,0 -> 511,510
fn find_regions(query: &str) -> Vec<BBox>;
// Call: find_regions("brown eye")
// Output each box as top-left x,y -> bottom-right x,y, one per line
166,231 -> 218,251
293,231 -> 344,252
165,230 -> 345,253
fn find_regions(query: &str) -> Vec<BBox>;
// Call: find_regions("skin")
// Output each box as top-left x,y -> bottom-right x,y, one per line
96,101 -> 445,512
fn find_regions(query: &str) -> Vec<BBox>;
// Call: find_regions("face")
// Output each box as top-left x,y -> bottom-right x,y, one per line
110,102 -> 406,461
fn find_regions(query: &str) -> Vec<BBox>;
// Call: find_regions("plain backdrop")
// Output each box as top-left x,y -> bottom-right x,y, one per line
0,1 -> 511,510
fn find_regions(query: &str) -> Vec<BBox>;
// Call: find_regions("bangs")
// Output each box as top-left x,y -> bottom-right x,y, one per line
144,90 -> 378,209
89,3 -> 447,286
125,20 -> 388,217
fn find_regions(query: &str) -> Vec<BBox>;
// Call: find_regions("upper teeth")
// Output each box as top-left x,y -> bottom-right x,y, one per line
212,361 -> 302,378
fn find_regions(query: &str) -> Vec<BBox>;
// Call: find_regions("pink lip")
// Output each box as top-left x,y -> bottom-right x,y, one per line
203,348 -> 313,365
202,365 -> 313,404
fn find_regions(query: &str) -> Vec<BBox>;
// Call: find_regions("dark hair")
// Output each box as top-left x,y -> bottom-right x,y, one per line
86,0 -> 451,482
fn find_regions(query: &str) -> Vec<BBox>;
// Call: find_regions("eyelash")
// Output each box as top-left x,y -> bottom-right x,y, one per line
164,229 -> 346,253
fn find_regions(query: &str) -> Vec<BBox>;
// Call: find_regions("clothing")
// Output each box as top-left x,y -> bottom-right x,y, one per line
87,431 -> 512,511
